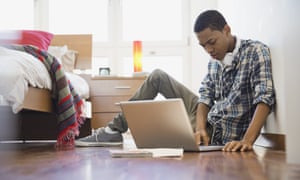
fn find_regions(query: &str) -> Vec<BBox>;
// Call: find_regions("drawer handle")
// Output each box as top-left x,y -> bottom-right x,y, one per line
114,86 -> 131,89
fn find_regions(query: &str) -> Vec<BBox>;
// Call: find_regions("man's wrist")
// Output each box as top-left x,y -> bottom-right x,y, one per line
241,137 -> 255,145
196,129 -> 209,136
195,128 -> 206,133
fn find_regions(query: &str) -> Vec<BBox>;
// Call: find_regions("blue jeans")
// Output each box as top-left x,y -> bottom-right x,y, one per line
108,69 -> 199,133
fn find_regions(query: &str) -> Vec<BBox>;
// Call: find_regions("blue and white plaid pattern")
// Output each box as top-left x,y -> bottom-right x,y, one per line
198,39 -> 275,145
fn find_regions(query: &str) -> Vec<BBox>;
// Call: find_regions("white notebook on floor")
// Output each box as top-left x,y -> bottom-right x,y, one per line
110,148 -> 184,158
119,99 -> 224,152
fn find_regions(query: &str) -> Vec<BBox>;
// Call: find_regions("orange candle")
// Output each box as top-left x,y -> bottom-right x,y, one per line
133,40 -> 142,72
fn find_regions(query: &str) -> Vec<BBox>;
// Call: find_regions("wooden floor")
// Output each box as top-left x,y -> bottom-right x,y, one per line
1,135 -> 300,180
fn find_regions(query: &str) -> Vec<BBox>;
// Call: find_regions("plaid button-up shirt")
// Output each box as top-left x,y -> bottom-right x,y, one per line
198,39 -> 275,145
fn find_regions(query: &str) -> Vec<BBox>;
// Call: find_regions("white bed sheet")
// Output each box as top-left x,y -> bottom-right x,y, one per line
65,72 -> 89,100
0,46 -> 89,113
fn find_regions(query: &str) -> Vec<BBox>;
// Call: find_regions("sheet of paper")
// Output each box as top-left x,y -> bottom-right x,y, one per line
141,148 -> 183,157
199,145 -> 224,152
110,149 -> 152,158
109,148 -> 183,158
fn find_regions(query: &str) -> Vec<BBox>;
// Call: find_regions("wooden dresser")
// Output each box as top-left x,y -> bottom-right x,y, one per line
89,76 -> 146,129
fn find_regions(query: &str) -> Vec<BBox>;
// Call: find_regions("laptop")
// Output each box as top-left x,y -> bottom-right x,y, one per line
119,98 -> 224,152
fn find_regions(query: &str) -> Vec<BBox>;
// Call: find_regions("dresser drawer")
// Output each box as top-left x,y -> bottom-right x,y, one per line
90,79 -> 144,96
92,112 -> 119,128
91,95 -> 131,112
89,76 -> 146,129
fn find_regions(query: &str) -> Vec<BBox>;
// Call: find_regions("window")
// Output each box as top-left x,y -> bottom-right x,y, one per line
121,56 -> 184,82
47,0 -> 188,43
0,0 -> 34,30
8,0 -> 191,86
122,0 -> 183,42
48,0 -> 109,42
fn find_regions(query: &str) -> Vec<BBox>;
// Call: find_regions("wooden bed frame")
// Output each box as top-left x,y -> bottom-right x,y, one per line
0,34 -> 92,141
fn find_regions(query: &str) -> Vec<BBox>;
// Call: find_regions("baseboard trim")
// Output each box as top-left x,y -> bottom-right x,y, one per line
255,133 -> 286,151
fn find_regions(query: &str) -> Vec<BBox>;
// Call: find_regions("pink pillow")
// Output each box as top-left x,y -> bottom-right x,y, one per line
17,30 -> 54,51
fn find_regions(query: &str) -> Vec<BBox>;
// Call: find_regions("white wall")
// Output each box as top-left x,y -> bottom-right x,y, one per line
280,0 -> 300,165
190,0 -> 300,164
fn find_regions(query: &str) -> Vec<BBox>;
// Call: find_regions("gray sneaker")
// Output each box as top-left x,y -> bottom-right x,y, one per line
75,127 -> 123,147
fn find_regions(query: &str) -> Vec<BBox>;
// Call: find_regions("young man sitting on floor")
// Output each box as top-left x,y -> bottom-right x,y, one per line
75,10 -> 275,152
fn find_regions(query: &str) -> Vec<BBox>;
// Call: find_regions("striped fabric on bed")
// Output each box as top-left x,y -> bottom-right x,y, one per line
5,44 -> 85,147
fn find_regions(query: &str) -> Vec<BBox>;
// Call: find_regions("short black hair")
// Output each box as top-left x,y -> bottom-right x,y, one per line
194,10 -> 227,33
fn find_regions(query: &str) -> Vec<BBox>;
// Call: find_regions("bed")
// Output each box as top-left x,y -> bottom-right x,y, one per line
23,34 -> 92,113
0,32 -> 92,146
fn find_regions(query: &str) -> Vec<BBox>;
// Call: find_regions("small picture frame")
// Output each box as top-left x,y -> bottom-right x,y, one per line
99,67 -> 110,76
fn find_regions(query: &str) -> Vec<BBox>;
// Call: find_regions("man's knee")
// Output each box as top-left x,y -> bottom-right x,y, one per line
149,69 -> 167,80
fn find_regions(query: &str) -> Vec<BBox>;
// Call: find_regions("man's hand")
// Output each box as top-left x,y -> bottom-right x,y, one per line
222,103 -> 271,152
194,130 -> 210,146
223,140 -> 253,152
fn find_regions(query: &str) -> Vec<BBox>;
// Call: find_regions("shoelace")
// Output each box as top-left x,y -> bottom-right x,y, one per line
88,128 -> 103,141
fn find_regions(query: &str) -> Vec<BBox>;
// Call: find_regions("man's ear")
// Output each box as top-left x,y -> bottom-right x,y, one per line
223,24 -> 231,35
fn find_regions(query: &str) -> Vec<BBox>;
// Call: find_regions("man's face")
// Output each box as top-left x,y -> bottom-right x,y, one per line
195,26 -> 230,61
